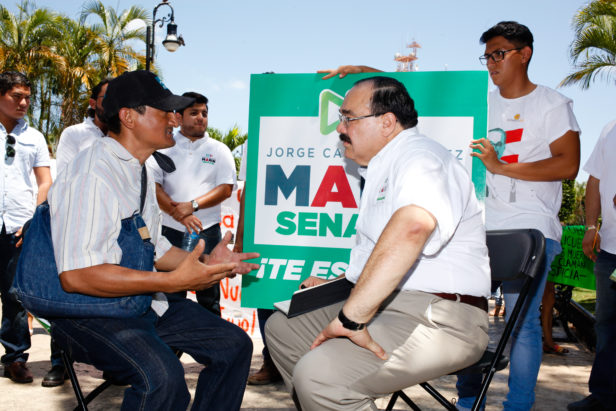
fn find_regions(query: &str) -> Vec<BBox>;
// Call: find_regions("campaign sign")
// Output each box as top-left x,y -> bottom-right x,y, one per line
548,225 -> 596,290
242,72 -> 489,308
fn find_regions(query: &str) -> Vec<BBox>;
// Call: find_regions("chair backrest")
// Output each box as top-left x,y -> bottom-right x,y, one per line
486,229 -> 546,282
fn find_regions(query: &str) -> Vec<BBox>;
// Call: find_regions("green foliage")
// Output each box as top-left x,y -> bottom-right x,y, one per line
561,0 -> 616,89
0,0 -> 148,150
207,125 -> 247,172
559,179 -> 587,225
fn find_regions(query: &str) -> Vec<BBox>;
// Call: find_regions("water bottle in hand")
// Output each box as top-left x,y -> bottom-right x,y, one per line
182,230 -> 200,252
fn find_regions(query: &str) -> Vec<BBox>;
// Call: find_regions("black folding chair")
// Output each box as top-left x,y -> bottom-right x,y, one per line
386,229 -> 546,411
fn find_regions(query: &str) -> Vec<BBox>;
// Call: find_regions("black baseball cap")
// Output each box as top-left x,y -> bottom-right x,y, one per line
102,70 -> 194,119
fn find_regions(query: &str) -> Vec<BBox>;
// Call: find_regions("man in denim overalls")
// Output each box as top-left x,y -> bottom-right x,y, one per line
46,70 -> 260,411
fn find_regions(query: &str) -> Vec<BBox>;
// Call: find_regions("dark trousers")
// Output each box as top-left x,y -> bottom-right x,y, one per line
589,251 -> 616,407
162,224 -> 222,315
51,295 -> 252,410
0,224 -> 30,364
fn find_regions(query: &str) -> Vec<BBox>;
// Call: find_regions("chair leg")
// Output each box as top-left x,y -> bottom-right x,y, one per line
385,391 -> 400,411
420,382 -> 457,410
60,350 -> 88,411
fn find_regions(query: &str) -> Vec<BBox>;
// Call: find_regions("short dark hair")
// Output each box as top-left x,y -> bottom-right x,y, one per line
353,76 -> 418,129
87,78 -> 112,118
0,71 -> 31,95
480,21 -> 534,64
177,92 -> 208,115
106,105 -> 146,134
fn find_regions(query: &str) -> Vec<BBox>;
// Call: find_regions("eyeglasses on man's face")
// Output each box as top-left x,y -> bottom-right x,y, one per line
5,134 -> 16,159
479,47 -> 523,65
338,112 -> 384,126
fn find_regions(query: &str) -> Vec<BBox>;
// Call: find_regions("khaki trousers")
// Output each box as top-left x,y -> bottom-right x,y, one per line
266,290 -> 488,411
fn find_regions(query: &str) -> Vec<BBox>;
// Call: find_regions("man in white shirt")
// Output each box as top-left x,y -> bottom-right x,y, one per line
148,92 -> 237,315
47,70 -> 259,409
55,79 -> 110,175
0,71 -> 52,383
265,76 -> 490,411
568,121 -> 616,411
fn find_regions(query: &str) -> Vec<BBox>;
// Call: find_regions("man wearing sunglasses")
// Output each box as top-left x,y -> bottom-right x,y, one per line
0,71 -> 52,383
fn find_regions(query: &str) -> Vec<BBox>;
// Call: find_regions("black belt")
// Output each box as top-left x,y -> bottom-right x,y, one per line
433,293 -> 488,313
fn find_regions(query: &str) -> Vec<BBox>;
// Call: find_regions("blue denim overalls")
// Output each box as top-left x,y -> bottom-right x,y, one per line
11,201 -> 153,318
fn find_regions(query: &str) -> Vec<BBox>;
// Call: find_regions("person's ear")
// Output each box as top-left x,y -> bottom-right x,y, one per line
175,112 -> 182,126
520,46 -> 533,64
119,108 -> 135,129
381,112 -> 397,134
88,98 -> 96,110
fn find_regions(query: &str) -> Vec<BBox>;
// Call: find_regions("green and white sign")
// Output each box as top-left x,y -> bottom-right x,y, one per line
242,72 -> 489,308
548,225 -> 596,290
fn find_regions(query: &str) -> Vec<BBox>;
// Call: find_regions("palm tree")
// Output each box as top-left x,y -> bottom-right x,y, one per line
208,126 -> 248,172
0,1 -> 60,76
80,0 -> 148,77
560,0 -> 616,89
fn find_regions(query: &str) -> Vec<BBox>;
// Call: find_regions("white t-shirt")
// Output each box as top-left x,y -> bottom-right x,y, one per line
55,117 -> 105,176
345,128 -> 490,297
147,131 -> 237,232
0,119 -> 51,233
583,120 -> 616,254
238,142 -> 247,181
485,86 -> 580,241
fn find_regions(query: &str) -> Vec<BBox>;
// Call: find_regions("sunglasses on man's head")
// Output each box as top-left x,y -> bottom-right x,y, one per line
5,134 -> 16,159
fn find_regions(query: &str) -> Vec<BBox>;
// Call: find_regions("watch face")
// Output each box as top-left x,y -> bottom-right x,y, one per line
192,200 -> 199,211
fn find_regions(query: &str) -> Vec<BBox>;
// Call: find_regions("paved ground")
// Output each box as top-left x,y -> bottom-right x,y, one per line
0,301 -> 594,410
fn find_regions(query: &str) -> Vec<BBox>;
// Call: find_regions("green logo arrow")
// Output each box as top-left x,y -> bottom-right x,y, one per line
319,89 -> 344,135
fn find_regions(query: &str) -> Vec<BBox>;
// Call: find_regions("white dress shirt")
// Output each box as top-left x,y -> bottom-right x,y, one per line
55,117 -> 105,176
1,118 -> 50,233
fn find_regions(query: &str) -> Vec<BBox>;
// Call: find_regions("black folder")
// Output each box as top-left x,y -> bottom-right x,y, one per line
273,277 -> 353,318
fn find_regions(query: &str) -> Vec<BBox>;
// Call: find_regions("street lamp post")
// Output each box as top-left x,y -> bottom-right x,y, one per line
145,0 -> 185,71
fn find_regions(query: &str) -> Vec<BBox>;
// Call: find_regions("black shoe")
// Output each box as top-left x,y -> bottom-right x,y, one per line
42,365 -> 68,387
568,395 -> 610,411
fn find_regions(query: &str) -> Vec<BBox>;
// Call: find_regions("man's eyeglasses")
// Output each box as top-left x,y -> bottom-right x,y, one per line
338,112 -> 384,126
479,47 -> 523,65
5,134 -> 16,159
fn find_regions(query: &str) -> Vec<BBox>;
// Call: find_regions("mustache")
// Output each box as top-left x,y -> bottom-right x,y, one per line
339,133 -> 351,144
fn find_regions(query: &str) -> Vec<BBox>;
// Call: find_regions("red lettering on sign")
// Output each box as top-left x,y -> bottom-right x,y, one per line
311,166 -> 358,208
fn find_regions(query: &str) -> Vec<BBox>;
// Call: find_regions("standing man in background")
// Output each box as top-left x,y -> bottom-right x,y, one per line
0,71 -> 52,384
568,120 -> 616,411
55,78 -> 110,175
148,92 -> 237,315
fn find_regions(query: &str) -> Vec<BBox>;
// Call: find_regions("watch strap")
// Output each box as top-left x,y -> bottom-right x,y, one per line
338,309 -> 366,331
191,199 -> 199,212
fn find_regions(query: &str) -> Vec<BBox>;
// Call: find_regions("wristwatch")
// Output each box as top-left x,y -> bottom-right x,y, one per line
338,309 -> 366,331
191,199 -> 199,212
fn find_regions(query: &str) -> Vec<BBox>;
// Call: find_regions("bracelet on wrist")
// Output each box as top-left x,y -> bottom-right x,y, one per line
338,309 -> 366,331
586,225 -> 597,231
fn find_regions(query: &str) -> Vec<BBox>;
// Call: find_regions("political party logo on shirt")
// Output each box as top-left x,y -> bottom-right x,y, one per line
488,127 -> 523,164
202,154 -> 216,165
376,178 -> 388,202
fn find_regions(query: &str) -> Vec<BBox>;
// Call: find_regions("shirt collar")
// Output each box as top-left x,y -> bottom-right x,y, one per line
175,131 -> 209,148
1,118 -> 27,136
84,117 -> 105,137
103,136 -> 140,165
368,127 -> 419,168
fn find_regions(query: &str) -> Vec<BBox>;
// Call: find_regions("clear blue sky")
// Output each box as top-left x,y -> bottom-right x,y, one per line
13,0 -> 614,182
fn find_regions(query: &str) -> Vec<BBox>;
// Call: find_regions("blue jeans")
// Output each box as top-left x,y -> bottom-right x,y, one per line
51,295 -> 252,411
457,238 -> 561,411
588,251 -> 616,406
0,225 -> 30,364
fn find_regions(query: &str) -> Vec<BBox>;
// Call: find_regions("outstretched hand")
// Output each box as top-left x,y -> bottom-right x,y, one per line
171,240 -> 238,291
318,65 -> 364,80
311,317 -> 387,360
209,231 -> 260,274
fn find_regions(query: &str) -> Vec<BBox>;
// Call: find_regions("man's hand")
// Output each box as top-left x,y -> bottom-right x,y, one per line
170,240 -> 238,292
311,316 -> 387,360
169,201 -> 193,221
469,138 -> 503,174
181,215 -> 203,234
318,65 -> 365,80
15,226 -> 23,248
582,229 -> 600,262
209,231 -> 260,274
300,276 -> 328,289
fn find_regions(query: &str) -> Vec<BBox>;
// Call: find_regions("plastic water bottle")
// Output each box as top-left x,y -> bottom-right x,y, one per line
181,231 -> 200,252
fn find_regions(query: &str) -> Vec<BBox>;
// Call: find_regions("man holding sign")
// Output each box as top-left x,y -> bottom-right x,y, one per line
266,76 -> 490,410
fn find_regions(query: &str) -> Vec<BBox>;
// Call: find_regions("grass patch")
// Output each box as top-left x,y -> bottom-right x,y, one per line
572,287 -> 596,315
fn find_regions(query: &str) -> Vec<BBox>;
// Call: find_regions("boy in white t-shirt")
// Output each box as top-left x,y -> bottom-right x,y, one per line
456,21 -> 581,411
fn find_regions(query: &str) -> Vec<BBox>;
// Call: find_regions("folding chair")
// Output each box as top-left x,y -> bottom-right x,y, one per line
386,228 -> 546,411
33,316 -> 182,411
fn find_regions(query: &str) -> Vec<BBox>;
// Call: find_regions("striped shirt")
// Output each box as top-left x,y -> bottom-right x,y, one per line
48,137 -> 172,314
